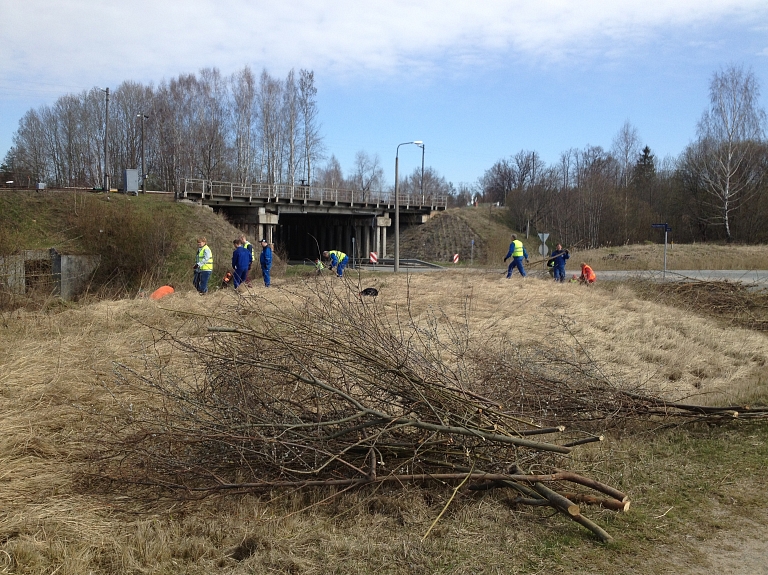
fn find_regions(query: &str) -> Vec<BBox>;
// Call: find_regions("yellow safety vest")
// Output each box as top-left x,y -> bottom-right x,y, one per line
512,240 -> 524,258
197,245 -> 213,271
329,250 -> 347,262
243,241 -> 254,263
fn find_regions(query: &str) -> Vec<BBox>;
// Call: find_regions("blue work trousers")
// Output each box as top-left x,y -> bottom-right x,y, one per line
335,257 -> 348,277
506,257 -> 527,278
232,268 -> 248,288
193,270 -> 211,293
262,266 -> 271,287
553,265 -> 566,282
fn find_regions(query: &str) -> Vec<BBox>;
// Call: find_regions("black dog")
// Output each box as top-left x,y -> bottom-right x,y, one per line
359,287 -> 378,297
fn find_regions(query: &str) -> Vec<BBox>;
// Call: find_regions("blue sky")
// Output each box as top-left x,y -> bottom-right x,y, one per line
1,0 -> 767,187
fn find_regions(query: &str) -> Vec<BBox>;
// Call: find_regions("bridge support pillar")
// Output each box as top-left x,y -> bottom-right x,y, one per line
258,209 -> 279,244
376,215 -> 391,259
363,224 -> 371,261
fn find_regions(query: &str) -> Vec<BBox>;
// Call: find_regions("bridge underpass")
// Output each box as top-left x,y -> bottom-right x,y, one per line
183,178 -> 446,263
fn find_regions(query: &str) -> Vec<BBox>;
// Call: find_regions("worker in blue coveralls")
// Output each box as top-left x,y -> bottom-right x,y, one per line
259,238 -> 273,287
547,243 -> 570,283
322,250 -> 348,277
231,238 -> 251,288
503,234 -> 528,278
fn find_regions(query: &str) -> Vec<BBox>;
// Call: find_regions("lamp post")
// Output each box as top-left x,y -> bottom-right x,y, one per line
137,114 -> 149,193
102,88 -> 110,193
394,140 -> 423,273
416,142 -> 425,204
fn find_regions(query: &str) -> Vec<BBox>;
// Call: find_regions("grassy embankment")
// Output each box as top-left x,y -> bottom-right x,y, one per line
0,190 -> 247,305
1,265 -> 767,574
399,204 -> 768,271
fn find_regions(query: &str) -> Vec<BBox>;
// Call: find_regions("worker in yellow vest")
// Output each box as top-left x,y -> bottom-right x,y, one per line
239,234 -> 254,284
322,250 -> 348,277
193,236 -> 213,293
503,234 -> 529,278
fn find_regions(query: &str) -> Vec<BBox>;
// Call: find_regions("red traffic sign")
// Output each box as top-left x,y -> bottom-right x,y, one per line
369,251 -> 378,264
452,253 -> 459,264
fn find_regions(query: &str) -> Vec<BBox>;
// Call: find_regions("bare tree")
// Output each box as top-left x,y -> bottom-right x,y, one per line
612,121 -> 640,188
480,158 -> 514,205
283,69 -> 300,186
451,182 -> 474,207
7,67 -> 323,193
298,69 -> 323,186
194,68 -> 230,181
572,146 -> 618,248
688,65 -> 767,241
315,154 -> 345,189
231,66 -> 257,185
611,121 -> 641,241
351,150 -> 383,193
256,70 -> 283,184
10,109 -> 49,186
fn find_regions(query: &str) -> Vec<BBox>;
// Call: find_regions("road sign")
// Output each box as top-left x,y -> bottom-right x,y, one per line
538,244 -> 548,256
452,253 -> 459,264
369,251 -> 378,264
538,232 -> 549,243
651,224 -> 672,279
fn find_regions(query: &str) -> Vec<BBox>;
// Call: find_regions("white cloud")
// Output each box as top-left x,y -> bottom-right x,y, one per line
1,0 -> 766,92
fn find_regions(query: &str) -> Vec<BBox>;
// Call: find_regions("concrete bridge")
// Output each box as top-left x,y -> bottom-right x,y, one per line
182,178 -> 448,262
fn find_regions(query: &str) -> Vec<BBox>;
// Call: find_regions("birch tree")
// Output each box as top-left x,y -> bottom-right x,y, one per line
232,67 -> 257,185
298,69 -> 323,185
687,65 -> 766,241
351,150 -> 383,193
611,121 -> 641,241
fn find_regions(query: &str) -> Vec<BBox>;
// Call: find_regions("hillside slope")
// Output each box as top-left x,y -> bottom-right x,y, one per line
394,206 -> 519,264
0,190 -> 248,297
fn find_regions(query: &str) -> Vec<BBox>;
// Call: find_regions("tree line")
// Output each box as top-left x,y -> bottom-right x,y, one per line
4,67 -> 323,194
3,64 -> 462,205
3,64 -> 766,243
480,65 -> 768,245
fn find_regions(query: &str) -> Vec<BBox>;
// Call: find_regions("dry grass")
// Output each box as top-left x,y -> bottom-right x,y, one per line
557,243 -> 768,272
407,206 -> 768,271
1,272 -> 767,574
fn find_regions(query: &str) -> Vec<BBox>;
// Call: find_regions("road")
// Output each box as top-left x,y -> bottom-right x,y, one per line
348,263 -> 768,287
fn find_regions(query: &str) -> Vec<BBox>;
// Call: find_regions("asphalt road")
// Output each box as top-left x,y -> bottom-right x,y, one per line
355,265 -> 768,287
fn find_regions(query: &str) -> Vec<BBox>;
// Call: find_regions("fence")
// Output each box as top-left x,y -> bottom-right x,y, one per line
183,179 -> 447,210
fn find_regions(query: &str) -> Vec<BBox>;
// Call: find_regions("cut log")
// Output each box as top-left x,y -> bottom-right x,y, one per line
553,469 -> 629,502
561,492 -> 631,512
531,482 -> 580,517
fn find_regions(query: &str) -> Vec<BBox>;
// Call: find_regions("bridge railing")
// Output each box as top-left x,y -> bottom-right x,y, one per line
183,178 -> 447,209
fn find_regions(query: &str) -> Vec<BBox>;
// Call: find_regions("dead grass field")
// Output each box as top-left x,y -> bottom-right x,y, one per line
1,271 -> 767,574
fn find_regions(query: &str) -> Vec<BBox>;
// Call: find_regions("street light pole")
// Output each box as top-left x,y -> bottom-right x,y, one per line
394,140 -> 423,273
103,88 -> 110,193
417,142 -> 425,204
137,114 -> 149,194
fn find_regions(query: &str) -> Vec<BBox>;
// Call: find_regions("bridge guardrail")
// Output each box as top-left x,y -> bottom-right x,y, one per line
183,178 -> 447,209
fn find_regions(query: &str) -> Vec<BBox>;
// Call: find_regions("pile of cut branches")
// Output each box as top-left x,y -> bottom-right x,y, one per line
633,279 -> 768,331
87,279 -> 766,542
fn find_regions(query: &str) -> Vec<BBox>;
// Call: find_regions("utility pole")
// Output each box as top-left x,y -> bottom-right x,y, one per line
137,114 -> 149,193
418,142 -> 425,204
103,88 -> 110,193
